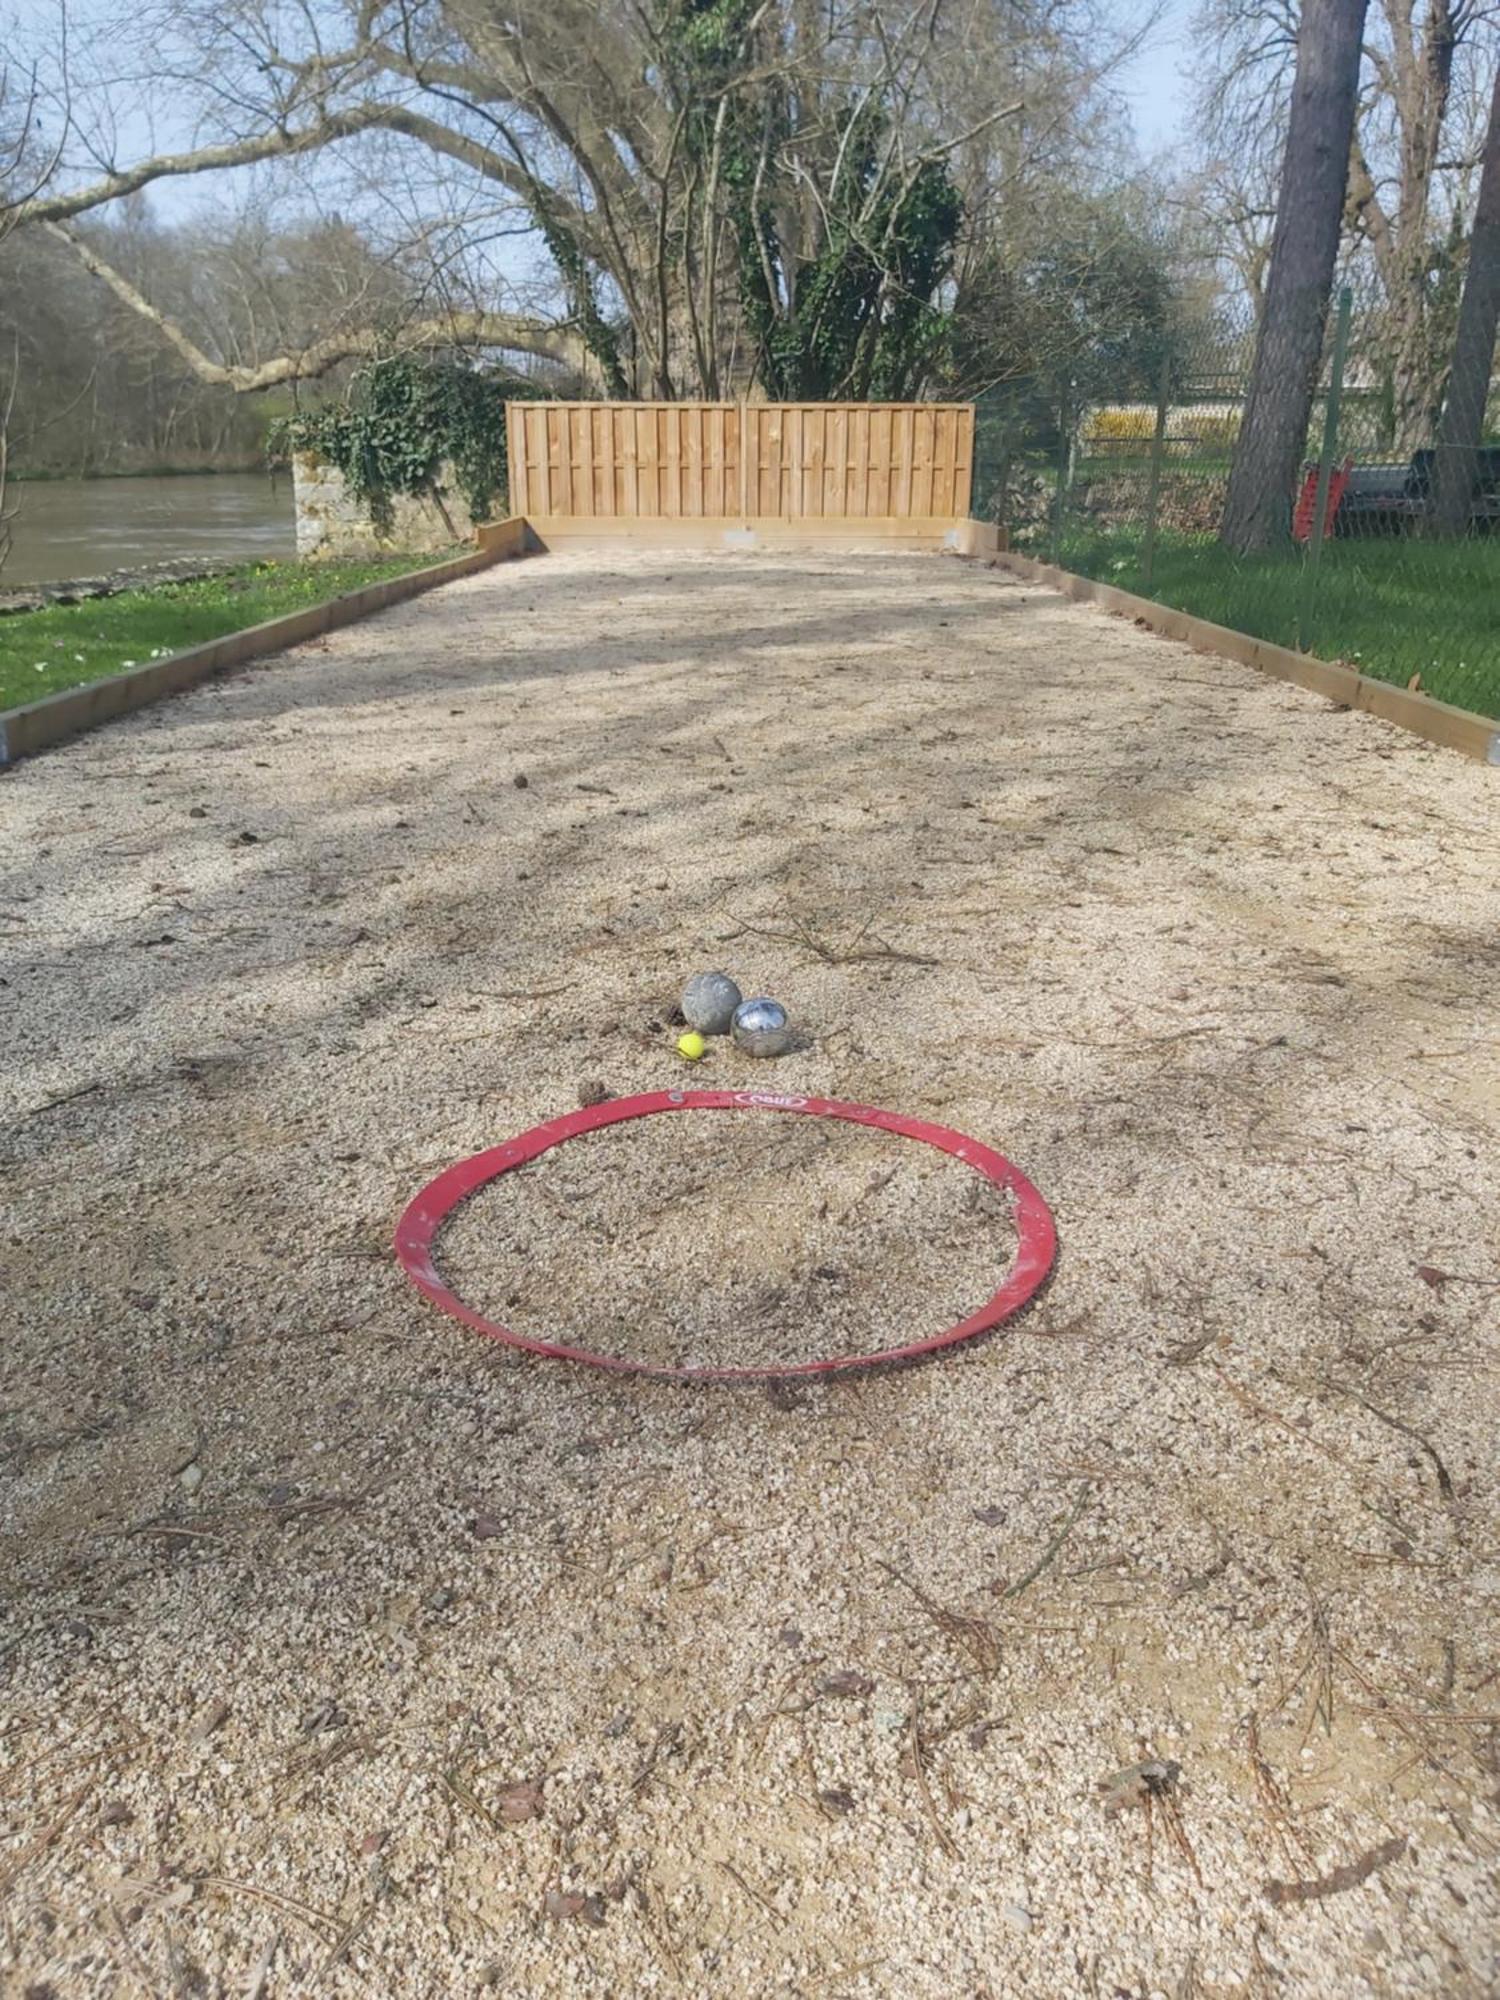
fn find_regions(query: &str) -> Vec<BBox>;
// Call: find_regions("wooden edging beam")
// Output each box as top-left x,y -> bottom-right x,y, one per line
0,516 -> 531,767
993,549 -> 1500,767
521,515 -> 1001,553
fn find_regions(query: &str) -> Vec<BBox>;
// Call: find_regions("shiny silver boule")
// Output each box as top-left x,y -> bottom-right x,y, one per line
681,969 -> 742,1035
732,995 -> 792,1055
733,996 -> 787,1035
735,1024 -> 798,1057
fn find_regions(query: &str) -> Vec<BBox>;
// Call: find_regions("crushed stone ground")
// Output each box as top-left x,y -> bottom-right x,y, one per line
438,1108 -> 1020,1372
1,546 -> 1497,1998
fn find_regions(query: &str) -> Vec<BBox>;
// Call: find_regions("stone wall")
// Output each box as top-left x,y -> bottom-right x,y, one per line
293,453 -> 479,558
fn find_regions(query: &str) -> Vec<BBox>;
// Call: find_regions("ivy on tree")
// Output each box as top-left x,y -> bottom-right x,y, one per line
658,0 -> 964,400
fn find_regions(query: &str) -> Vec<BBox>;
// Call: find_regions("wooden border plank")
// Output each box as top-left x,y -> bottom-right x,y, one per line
993,549 -> 1500,766
1,523 -> 535,767
521,514 -> 973,547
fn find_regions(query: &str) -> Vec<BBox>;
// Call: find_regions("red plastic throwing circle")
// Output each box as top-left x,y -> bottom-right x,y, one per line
393,1089 -> 1056,1380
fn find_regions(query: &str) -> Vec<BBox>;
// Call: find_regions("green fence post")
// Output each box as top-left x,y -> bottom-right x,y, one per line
1141,352 -> 1172,590
1299,286 -> 1353,649
1051,378 -> 1071,565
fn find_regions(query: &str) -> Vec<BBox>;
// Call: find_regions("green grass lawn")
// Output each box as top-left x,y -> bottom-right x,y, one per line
1052,528 -> 1500,719
0,554 -> 450,711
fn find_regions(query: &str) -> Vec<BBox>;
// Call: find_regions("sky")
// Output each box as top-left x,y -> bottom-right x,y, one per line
11,0 -> 1197,222
1116,0 -> 1195,156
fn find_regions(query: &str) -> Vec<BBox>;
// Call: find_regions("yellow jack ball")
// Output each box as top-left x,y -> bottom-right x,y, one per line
676,1030 -> 707,1061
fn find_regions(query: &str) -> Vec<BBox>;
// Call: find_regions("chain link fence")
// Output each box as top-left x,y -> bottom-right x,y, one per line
973,283 -> 1500,720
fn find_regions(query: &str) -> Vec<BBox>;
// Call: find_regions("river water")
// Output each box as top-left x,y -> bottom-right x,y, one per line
4,472 -> 296,585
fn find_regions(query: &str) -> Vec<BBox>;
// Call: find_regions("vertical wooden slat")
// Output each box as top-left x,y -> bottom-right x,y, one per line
953,406 -> 974,517
538,404 -> 552,514
935,406 -> 953,516
823,405 -> 845,516
848,407 -> 871,517
664,406 -> 682,517
708,404 -> 724,512
868,407 -> 891,516
804,408 -> 824,517
592,406 -> 610,515
636,406 -> 659,516
559,408 -> 580,517
526,408 -> 550,515
543,407 -> 559,517
510,406 -> 529,514
574,407 -> 593,518
550,409 -> 571,516
685,406 -> 704,516
893,406 -> 915,517
611,403 -> 624,515
913,409 -> 937,515
504,403 -> 523,515
932,408 -> 955,517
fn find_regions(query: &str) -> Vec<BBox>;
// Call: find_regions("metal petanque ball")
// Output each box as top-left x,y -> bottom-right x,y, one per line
681,970 -> 743,1036
732,995 -> 793,1057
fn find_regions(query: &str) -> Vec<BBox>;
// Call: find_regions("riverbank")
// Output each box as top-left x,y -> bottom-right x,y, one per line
9,461 -> 269,481
0,556 -> 250,616
0,555 -> 447,709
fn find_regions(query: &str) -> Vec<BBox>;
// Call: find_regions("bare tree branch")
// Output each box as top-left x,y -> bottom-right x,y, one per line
44,220 -> 589,382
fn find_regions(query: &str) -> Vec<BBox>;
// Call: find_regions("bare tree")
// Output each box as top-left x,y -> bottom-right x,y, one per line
1194,0 -> 1497,444
1,40 -> 65,575
0,0 -> 1143,401
1347,0 -> 1490,447
1430,59 -> 1500,527
1221,0 -> 1371,554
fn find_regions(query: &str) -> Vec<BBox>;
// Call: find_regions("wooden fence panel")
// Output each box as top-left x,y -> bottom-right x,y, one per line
507,401 -> 973,520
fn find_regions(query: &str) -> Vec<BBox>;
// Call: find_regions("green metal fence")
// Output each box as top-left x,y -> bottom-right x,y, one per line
973,285 -> 1500,721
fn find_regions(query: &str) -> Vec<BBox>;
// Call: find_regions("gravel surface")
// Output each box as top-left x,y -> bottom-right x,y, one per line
2,546 -> 1497,1998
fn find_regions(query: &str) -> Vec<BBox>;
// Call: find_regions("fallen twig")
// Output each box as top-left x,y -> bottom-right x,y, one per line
718,1858 -> 785,1928
25,1081 -> 104,1119
904,1691 -> 960,1860
876,1560 -> 999,1672
1332,1383 -> 1456,1511
996,1484 -> 1093,1601
203,1875 -> 341,1942
310,1900 -> 378,1986
244,1929 -> 279,2000
0,1781 -> 91,1895
731,912 -> 940,969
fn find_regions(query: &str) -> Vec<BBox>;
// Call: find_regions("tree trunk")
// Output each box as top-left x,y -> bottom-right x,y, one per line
1430,65 -> 1500,535
1221,0 -> 1370,554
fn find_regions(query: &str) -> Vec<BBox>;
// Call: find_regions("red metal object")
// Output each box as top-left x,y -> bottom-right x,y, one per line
393,1089 -> 1057,1381
1293,456 -> 1353,541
